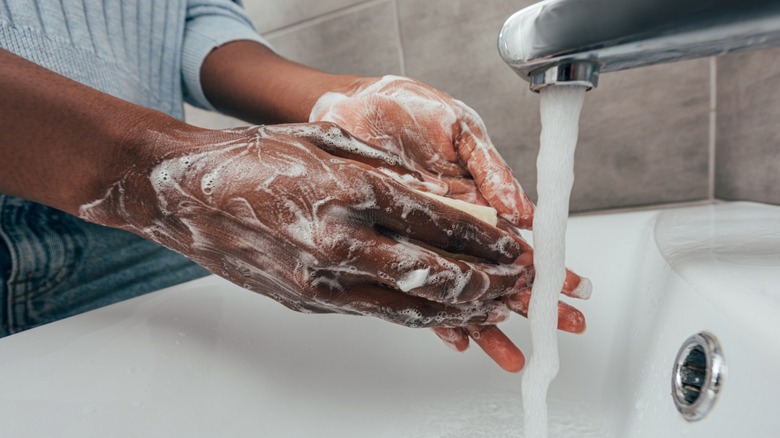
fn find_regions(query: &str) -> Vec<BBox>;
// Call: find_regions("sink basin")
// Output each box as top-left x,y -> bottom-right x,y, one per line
0,201 -> 777,437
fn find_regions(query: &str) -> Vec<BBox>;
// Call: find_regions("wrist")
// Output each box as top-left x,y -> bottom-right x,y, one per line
0,49 -> 206,219
201,40 -> 366,124
73,110 -> 193,216
77,110 -> 220,230
300,73 -> 366,121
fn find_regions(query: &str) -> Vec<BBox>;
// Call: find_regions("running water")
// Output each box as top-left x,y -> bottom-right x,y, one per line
521,85 -> 588,438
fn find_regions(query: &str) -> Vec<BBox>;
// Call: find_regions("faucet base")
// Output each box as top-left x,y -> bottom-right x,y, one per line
529,61 -> 600,92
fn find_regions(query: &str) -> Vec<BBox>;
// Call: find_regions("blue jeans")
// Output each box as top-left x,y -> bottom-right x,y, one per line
0,195 -> 209,337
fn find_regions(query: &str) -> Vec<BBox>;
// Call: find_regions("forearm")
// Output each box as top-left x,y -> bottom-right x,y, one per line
0,48 -> 185,215
200,41 -> 361,124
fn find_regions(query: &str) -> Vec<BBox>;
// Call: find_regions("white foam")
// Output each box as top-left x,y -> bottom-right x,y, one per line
397,268 -> 431,292
310,75 -> 461,171
521,85 -> 587,438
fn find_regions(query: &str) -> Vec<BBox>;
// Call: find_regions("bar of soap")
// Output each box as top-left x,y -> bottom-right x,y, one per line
418,191 -> 498,226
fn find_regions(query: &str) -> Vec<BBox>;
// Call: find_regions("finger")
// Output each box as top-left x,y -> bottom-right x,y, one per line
494,221 -> 535,266
439,176 -> 490,206
504,289 -> 587,334
433,325 -> 527,373
485,228 -> 590,301
343,227 -> 532,304
431,327 -> 470,352
457,113 -> 535,229
296,121 -> 455,195
281,120 -> 454,198
312,283 -> 510,328
480,226 -> 590,301
279,121 -> 410,172
472,230 -> 593,303
563,269 -> 593,299
518,265 -> 593,301
467,325 -> 525,373
368,177 -> 524,264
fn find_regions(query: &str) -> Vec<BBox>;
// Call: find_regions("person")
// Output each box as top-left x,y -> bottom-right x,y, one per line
0,0 -> 589,372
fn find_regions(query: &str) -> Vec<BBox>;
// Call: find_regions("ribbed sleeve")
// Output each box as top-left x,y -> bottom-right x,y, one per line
0,0 -> 187,118
0,0 -> 271,119
182,0 -> 272,110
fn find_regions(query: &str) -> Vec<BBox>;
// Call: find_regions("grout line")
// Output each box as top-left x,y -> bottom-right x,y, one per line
391,0 -> 407,76
262,0 -> 386,40
708,56 -> 718,201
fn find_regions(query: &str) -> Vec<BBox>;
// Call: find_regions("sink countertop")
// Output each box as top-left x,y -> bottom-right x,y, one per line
0,207 -> 666,437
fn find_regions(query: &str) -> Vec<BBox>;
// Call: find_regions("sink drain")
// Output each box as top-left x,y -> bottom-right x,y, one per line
671,332 -> 726,421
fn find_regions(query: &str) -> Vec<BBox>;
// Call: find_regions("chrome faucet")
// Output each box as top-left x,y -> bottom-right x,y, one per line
498,0 -> 780,92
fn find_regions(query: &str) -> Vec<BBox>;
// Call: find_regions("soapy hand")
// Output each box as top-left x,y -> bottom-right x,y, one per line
432,269 -> 589,372
309,76 -> 591,372
79,122 -> 535,329
310,75 -> 535,228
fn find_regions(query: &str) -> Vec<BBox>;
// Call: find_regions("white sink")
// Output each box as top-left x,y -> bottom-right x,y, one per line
0,201 -> 777,437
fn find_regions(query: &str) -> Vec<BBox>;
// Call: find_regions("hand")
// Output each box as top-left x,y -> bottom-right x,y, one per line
79,122 -> 535,329
310,75 -> 535,228
432,270 -> 590,372
0,43 -> 584,372
309,76 -> 591,372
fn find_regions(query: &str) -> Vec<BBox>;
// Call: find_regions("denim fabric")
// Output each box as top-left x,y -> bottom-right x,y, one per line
0,196 -> 209,337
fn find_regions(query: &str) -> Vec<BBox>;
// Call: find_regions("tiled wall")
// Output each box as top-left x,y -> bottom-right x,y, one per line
186,0 -> 779,212
716,49 -> 780,205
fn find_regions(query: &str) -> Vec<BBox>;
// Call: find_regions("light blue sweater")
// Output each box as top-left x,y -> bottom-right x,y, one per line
0,0 -> 268,119
0,0 -> 271,336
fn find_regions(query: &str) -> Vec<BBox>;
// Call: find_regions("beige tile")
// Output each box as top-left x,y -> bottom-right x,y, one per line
398,0 -> 711,212
572,59 -> 711,211
243,0 -> 369,34
716,49 -> 780,205
266,1 -> 402,77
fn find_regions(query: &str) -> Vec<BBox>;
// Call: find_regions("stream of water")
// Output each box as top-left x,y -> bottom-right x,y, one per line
521,85 -> 588,438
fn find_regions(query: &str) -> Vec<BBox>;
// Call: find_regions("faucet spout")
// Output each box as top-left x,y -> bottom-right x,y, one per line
498,0 -> 780,92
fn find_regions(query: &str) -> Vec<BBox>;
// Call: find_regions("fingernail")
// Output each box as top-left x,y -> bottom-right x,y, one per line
571,277 -> 593,299
435,335 -> 459,351
433,328 -> 463,351
487,305 -> 509,324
